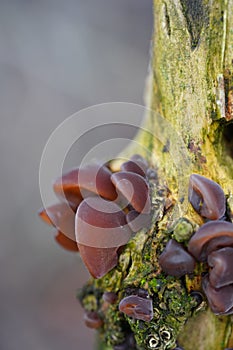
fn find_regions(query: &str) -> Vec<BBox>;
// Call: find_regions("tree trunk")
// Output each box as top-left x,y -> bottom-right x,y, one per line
86,1 -> 233,349
146,1 -> 233,349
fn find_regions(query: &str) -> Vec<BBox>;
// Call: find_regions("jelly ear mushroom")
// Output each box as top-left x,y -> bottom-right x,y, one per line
158,239 -> 196,277
119,295 -> 153,322
38,203 -> 75,242
83,310 -> 103,329
75,197 -> 132,278
202,275 -> 233,315
120,154 -> 148,177
111,172 -> 151,214
53,168 -> 83,206
126,210 -> 151,232
55,231 -> 79,252
53,163 -> 117,205
188,221 -> 233,261
188,174 -> 226,220
208,247 -> 233,288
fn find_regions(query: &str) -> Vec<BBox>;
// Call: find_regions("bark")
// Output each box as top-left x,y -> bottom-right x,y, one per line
145,1 -> 233,349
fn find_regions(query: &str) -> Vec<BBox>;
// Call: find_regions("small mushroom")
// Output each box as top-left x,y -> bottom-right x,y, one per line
111,171 -> 151,214
75,197 -> 132,278
188,221 -> 233,261
53,163 -> 117,204
208,247 -> 233,288
38,202 -> 75,241
83,310 -> 103,329
53,168 -> 83,206
202,275 -> 233,315
102,291 -> 118,304
120,155 -> 148,177
126,210 -> 151,232
55,231 -> 79,251
188,174 -> 226,220
77,163 -> 117,200
119,295 -> 153,322
158,239 -> 196,277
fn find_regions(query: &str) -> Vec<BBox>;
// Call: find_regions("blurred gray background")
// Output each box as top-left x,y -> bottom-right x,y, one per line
0,1 -> 152,349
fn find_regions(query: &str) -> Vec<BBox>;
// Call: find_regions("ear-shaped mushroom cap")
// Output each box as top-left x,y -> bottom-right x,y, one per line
75,197 -> 132,278
208,247 -> 233,288
102,292 -> 118,304
119,295 -> 153,322
158,239 -> 196,277
78,245 -> 119,279
83,310 -> 103,329
120,154 -> 148,177
188,174 -> 226,220
126,210 -> 151,232
77,163 -> 117,200
53,169 -> 83,206
75,197 -> 132,248
55,231 -> 79,252
53,164 -> 117,205
38,203 -> 75,240
188,221 -> 233,261
111,172 -> 151,214
202,275 -> 233,315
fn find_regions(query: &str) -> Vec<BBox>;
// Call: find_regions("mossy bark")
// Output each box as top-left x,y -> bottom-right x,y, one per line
145,1 -> 233,349
96,1 -> 233,349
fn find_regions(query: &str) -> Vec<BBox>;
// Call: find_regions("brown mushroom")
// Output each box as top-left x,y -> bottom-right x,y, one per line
202,275 -> 233,315
38,202 -> 75,241
111,172 -> 151,214
188,221 -> 233,261
53,163 -> 117,205
158,239 -> 196,277
208,247 -> 233,288
55,231 -> 79,252
126,210 -> 151,232
188,174 -> 226,220
75,197 -> 132,278
120,155 -> 148,177
102,291 -> 118,304
53,168 -> 83,206
83,310 -> 103,329
119,295 -> 153,322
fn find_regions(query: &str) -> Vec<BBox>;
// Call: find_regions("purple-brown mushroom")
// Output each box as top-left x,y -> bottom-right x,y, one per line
53,168 -> 83,206
188,174 -> 226,220
208,247 -> 233,288
120,154 -> 148,178
118,295 -> 153,322
38,203 -> 78,251
111,171 -> 151,214
38,203 -> 75,238
55,231 -> 79,252
159,239 -> 196,277
102,291 -> 118,304
75,196 -> 132,278
188,221 -> 233,261
53,163 -> 117,204
83,310 -> 103,329
126,210 -> 151,232
202,275 -> 233,315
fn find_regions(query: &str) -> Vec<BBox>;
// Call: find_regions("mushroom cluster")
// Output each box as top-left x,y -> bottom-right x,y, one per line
119,289 -> 154,322
187,174 -> 233,315
159,173 -> 233,316
159,174 -> 233,315
39,154 -> 152,279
